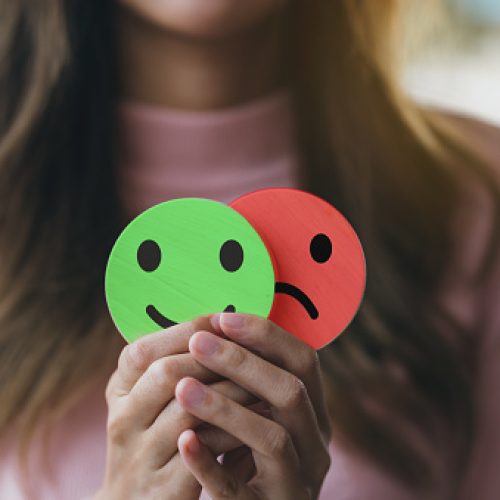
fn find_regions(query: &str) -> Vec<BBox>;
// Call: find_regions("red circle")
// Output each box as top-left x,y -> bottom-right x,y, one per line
230,188 -> 366,349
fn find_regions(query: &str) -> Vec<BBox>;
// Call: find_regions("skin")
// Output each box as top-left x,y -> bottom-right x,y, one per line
96,1 -> 332,497
177,313 -> 332,498
97,315 -> 331,499
116,0 -> 291,109
96,316 -> 257,499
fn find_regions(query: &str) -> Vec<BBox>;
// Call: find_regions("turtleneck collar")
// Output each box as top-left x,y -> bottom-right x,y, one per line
118,88 -> 300,217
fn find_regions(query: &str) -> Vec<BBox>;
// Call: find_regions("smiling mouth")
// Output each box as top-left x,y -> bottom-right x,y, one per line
146,282 -> 318,328
146,304 -> 236,329
275,282 -> 319,320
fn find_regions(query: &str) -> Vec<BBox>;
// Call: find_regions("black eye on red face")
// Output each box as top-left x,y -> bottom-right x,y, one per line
310,233 -> 332,263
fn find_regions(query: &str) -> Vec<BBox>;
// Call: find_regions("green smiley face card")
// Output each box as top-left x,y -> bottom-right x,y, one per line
105,198 -> 275,343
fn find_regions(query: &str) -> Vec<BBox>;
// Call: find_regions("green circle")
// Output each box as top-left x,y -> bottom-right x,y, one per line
105,198 -> 275,343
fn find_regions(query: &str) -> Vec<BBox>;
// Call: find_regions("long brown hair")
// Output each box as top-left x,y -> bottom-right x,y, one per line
1,0 -> 498,492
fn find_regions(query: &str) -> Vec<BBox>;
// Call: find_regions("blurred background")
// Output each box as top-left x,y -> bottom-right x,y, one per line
404,0 -> 500,126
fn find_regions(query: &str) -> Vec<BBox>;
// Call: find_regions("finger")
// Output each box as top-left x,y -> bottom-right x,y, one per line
160,434 -> 247,497
189,331 -> 325,466
222,446 -> 256,483
123,353 -> 220,429
178,430 -> 255,500
157,452 -> 202,500
211,313 -> 331,438
175,377 -> 301,482
197,425 -> 244,455
151,379 -> 256,467
111,315 -> 214,397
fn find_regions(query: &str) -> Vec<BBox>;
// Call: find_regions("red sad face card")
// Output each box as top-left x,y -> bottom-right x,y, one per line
230,188 -> 366,349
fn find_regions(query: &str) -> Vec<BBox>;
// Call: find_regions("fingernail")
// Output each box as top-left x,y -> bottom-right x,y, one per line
192,331 -> 220,356
220,313 -> 245,330
182,379 -> 206,407
185,431 -> 200,455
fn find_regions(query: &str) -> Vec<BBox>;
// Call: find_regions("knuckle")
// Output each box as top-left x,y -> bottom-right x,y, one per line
260,317 -> 275,337
247,314 -> 270,337
282,376 -> 308,410
116,348 -> 129,377
213,394 -> 231,420
125,341 -> 151,371
105,372 -> 118,404
148,357 -> 177,386
223,343 -> 246,369
107,411 -> 129,445
191,315 -> 208,332
160,357 -> 180,380
265,424 -> 292,459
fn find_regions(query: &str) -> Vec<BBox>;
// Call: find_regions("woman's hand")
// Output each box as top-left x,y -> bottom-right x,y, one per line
95,316 -> 256,500
176,313 -> 332,500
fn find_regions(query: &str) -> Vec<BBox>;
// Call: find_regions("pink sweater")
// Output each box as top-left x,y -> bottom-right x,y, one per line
1,90 -> 499,499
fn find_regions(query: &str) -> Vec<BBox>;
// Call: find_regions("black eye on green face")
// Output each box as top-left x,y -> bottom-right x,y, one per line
310,233 -> 332,263
137,239 -> 161,272
220,239 -> 244,272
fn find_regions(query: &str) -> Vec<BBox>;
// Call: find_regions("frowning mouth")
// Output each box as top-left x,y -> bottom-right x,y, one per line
146,282 -> 318,329
146,304 -> 236,329
275,282 -> 318,320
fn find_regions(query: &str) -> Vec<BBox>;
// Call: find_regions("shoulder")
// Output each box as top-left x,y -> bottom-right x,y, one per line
436,114 -> 500,497
429,110 -> 500,330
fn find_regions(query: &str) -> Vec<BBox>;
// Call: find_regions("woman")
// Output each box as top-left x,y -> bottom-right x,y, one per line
0,1 -> 499,499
